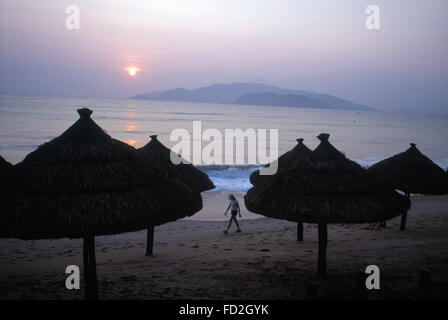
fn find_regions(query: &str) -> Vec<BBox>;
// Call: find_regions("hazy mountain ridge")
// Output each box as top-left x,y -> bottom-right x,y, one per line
134,83 -> 375,111
234,92 -> 334,109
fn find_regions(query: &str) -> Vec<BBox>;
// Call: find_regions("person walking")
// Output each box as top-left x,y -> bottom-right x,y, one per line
224,194 -> 242,233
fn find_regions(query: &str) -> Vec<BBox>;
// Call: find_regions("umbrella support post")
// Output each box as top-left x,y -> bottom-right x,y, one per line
400,193 -> 410,231
297,222 -> 304,242
83,235 -> 98,300
146,225 -> 155,256
317,223 -> 327,276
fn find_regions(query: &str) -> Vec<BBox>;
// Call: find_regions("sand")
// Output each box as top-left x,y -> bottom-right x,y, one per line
0,194 -> 447,300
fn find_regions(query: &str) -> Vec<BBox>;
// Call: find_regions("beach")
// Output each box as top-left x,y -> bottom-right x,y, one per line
1,0 -> 448,309
1,193 -> 447,300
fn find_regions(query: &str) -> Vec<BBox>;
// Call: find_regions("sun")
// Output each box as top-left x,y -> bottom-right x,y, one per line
125,67 -> 140,77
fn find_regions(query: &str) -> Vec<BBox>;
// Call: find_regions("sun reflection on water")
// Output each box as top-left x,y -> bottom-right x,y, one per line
124,139 -> 139,147
126,121 -> 138,132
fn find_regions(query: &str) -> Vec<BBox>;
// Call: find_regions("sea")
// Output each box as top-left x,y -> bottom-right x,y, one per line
1,93 -> 447,198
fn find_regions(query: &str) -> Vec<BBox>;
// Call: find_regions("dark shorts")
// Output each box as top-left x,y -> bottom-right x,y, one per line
231,210 -> 238,216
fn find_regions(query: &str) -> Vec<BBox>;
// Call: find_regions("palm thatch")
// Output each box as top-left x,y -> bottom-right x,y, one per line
0,155 -> 13,200
249,138 -> 311,241
138,135 -> 215,192
0,155 -> 12,183
137,135 -> 213,256
245,133 -> 410,275
368,143 -> 447,195
367,143 -> 447,231
246,134 -> 408,223
250,138 -> 311,186
0,108 -> 202,299
0,155 -> 12,172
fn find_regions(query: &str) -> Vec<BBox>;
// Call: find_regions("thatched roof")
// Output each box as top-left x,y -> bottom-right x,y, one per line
244,133 -> 410,224
0,108 -> 202,240
0,155 -> 13,199
250,138 -> 311,186
138,135 -> 214,192
0,156 -> 12,179
368,143 -> 448,195
0,155 -> 12,172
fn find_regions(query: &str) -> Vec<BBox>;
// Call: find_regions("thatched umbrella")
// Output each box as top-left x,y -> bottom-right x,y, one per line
0,155 -> 13,199
244,133 -> 410,275
0,155 -> 12,172
368,143 -> 448,231
250,138 -> 312,241
0,108 -> 202,299
137,135 -> 214,255
250,138 -> 312,186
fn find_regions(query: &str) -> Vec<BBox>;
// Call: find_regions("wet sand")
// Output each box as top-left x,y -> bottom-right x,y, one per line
0,194 -> 447,300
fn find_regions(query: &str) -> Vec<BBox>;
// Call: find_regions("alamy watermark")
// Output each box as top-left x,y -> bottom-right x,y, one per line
365,5 -> 380,30
169,121 -> 278,175
64,263 -> 381,291
65,5 -> 80,30
64,5 -> 379,31
365,265 -> 380,290
65,265 -> 80,290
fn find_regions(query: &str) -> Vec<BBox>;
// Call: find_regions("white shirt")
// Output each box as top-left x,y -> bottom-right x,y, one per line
230,199 -> 239,211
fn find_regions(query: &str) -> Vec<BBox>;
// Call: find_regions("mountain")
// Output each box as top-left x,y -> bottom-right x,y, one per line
234,93 -> 334,109
134,83 -> 312,104
311,94 -> 372,111
133,82 -> 375,111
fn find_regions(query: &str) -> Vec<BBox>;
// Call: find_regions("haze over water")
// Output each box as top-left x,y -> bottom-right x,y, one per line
1,95 -> 448,185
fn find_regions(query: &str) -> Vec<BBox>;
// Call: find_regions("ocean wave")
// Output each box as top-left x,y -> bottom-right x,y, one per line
198,164 -> 261,171
201,158 -> 448,193
355,157 -> 387,168
200,165 -> 260,192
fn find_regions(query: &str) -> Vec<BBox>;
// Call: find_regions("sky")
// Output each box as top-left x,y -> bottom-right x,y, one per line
0,0 -> 447,114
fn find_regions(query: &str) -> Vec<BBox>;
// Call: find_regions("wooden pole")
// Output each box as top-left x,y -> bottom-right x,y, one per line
83,235 -> 98,300
317,223 -> 328,276
296,222 -> 304,242
400,192 -> 410,231
146,225 -> 155,256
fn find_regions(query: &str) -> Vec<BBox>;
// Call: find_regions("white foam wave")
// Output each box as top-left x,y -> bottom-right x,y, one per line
201,158 -> 448,193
